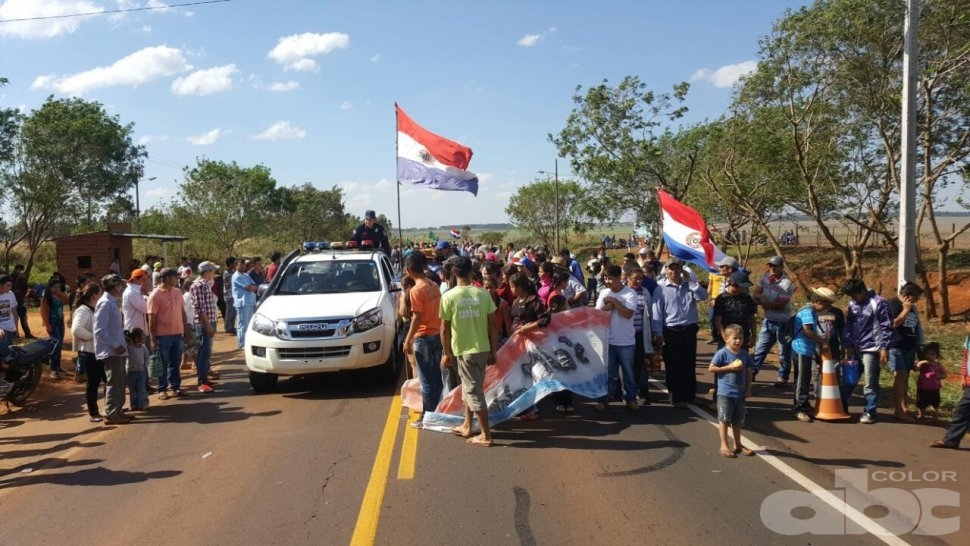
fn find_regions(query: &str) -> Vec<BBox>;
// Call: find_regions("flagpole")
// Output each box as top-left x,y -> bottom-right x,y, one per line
395,103 -> 403,248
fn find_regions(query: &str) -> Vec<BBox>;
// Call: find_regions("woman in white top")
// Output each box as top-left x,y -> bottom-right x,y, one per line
72,281 -> 104,423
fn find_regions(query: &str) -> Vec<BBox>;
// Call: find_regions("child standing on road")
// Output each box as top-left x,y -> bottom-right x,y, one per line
709,324 -> 756,458
915,342 -> 946,422
126,328 -> 150,410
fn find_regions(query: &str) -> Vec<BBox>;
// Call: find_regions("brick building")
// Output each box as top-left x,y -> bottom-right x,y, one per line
54,223 -> 188,283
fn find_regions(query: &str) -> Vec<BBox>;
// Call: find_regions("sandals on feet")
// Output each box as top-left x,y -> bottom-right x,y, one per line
450,426 -> 470,438
929,440 -> 958,449
719,449 -> 737,458
466,436 -> 493,447
735,447 -> 756,457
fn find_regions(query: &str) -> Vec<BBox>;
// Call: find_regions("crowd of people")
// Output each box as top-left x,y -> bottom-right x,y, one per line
390,232 -> 970,453
3,214 -> 970,452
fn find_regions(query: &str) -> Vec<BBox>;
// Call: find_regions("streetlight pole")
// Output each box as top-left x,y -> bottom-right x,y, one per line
135,176 -> 156,217
537,161 -> 560,251
554,158 -> 559,252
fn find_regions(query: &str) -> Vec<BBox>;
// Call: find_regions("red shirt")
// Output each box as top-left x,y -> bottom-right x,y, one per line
266,262 -> 280,281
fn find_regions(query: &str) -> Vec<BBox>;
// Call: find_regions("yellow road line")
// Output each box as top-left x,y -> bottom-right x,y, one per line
350,395 -> 404,546
397,410 -> 420,480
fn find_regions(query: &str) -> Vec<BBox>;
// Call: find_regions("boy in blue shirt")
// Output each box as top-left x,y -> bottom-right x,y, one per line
708,324 -> 756,458
791,293 -> 832,422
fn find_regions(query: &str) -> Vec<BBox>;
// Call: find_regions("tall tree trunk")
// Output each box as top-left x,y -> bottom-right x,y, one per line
938,241 -> 951,323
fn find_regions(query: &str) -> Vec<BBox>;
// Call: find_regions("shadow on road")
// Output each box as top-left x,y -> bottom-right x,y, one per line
2,464 -> 182,489
131,401 -> 281,424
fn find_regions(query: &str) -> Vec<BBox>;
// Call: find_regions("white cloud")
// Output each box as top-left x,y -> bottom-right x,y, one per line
375,179 -> 389,188
253,121 -> 305,141
138,134 -> 169,145
147,0 -> 171,11
147,188 -> 175,198
517,26 -> 556,47
0,0 -> 102,39
141,25 -> 152,33
187,128 -> 228,146
370,54 -> 381,63
171,64 -> 237,96
691,60 -> 757,88
340,100 -> 352,110
31,45 -> 192,95
267,32 -> 350,71
267,80 -> 299,92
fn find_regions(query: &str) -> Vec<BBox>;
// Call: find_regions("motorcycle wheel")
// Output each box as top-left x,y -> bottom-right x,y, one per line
6,361 -> 42,407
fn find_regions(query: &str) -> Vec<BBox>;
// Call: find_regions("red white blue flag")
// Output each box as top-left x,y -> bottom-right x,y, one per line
396,104 -> 479,196
657,188 -> 727,272
449,228 -> 461,239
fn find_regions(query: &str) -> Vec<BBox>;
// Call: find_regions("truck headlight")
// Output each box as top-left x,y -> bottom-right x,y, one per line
353,308 -> 382,333
252,313 -> 280,337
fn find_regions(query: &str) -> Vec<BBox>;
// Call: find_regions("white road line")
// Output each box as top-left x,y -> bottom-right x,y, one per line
647,378 -> 910,546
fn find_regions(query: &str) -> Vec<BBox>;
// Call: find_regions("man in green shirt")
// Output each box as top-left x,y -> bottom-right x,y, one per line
440,256 -> 498,447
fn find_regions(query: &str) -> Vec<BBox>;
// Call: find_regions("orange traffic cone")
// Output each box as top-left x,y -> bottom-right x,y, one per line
814,358 -> 851,421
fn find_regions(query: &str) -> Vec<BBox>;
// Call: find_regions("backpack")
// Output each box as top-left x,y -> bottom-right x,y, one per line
778,304 -> 816,346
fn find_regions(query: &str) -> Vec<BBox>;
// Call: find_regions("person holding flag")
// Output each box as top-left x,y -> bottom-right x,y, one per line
652,257 -> 708,407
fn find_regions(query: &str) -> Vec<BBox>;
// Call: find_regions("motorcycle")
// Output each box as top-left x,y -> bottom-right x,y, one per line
2,338 -> 56,407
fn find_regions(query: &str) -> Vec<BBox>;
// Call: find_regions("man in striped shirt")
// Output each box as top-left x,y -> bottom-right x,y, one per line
190,261 -> 220,393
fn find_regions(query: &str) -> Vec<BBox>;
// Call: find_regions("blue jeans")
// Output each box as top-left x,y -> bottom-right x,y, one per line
195,322 -> 215,386
224,303 -> 236,333
604,344 -> 637,404
236,305 -> 254,349
943,387 -> 970,446
127,370 -> 149,409
413,335 -> 443,414
48,321 -> 65,371
156,334 -> 184,392
752,319 -> 792,380
860,352 -> 880,416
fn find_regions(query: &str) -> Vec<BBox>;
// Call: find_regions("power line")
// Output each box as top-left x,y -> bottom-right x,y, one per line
0,0 -> 232,24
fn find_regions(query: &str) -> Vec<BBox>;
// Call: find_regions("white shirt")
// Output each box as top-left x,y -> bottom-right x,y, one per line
0,291 -> 17,333
71,305 -> 95,353
596,285 -> 637,346
122,283 -> 148,333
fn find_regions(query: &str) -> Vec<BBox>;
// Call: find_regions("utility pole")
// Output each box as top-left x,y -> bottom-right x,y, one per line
898,0 -> 919,287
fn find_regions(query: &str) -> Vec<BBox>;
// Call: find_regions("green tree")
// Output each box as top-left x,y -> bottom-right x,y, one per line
550,76 -> 692,230
2,97 -> 145,276
477,231 -> 506,245
274,183 -> 347,247
505,178 -> 591,249
177,159 -> 284,256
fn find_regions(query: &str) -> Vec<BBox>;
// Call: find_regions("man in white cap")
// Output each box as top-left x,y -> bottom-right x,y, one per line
190,261 -> 220,393
752,256 -> 794,387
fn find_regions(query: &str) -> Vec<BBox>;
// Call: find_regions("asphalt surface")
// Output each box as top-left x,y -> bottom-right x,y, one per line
0,331 -> 964,545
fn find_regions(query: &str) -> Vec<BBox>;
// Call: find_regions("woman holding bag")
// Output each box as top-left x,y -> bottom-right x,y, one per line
71,282 -> 104,422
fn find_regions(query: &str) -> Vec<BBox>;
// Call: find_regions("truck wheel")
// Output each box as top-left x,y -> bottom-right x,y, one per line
249,371 -> 279,393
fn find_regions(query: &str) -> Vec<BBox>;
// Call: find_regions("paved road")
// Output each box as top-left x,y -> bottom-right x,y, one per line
0,334 -> 961,545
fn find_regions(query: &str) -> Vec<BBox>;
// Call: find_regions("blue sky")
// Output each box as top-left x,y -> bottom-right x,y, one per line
1,0 -> 811,228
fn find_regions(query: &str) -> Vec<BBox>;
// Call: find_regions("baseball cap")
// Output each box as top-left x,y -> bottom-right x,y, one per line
665,257 -> 684,267
364,209 -> 376,219
435,240 -> 450,251
766,256 -> 784,266
128,269 -> 148,282
728,270 -> 753,288
519,257 -> 535,269
153,261 -> 162,270
198,261 -> 219,273
716,256 -> 740,269
639,247 -> 649,255
159,268 -> 178,278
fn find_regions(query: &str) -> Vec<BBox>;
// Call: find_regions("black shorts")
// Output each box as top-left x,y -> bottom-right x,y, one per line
916,388 -> 941,410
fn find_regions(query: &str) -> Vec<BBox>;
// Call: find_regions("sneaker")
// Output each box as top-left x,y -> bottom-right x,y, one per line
198,383 -> 214,393
625,401 -> 640,411
89,416 -> 103,423
796,412 -> 813,423
860,413 -> 875,424
409,419 -> 423,429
